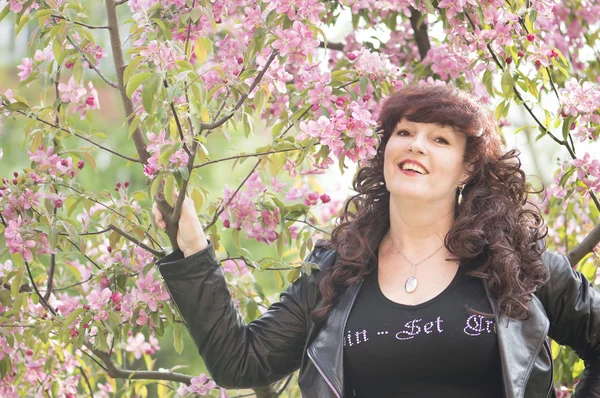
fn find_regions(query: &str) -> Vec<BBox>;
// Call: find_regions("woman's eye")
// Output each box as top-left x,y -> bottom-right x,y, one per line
435,137 -> 450,144
396,130 -> 410,136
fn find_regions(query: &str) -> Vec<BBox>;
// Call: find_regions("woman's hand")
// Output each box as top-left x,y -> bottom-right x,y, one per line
152,194 -> 208,257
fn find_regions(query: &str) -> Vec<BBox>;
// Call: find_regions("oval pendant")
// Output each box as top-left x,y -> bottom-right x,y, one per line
405,276 -> 418,293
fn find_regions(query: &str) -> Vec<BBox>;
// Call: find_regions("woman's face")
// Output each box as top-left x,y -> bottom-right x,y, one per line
383,119 -> 469,205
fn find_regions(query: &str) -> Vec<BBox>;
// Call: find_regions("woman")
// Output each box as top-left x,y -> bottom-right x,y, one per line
153,84 -> 600,397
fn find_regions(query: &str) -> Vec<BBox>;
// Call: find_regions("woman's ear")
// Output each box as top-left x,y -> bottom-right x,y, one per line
460,162 -> 474,184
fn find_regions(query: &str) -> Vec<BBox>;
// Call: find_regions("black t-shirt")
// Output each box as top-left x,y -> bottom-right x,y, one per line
343,262 -> 503,397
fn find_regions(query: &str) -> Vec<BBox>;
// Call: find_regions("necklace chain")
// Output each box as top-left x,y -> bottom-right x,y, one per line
387,230 -> 445,293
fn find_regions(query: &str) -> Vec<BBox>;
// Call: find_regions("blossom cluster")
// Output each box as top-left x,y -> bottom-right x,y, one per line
559,79 -> 600,142
298,101 -> 378,163
143,130 -> 190,177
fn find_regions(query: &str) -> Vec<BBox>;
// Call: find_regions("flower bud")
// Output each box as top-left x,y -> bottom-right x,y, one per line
320,193 -> 331,203
517,50 -> 524,57
505,56 -> 513,65
347,52 -> 357,61
55,199 -> 63,209
111,291 -> 123,305
77,160 -> 85,170
526,34 -> 535,42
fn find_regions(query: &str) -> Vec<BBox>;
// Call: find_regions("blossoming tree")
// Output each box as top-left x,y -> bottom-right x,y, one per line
0,0 -> 599,396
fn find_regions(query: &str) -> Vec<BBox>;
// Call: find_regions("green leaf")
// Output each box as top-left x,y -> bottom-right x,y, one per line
142,74 -> 161,113
501,70 -> 513,98
232,228 -> 240,249
63,307 -> 85,329
0,5 -> 10,24
559,166 -> 576,186
4,102 -> 29,111
273,270 -> 284,290
126,72 -> 151,98
287,268 -> 300,283
11,269 -> 22,298
164,174 -> 175,207
173,322 -> 183,354
562,116 -> 574,140
123,57 -> 145,84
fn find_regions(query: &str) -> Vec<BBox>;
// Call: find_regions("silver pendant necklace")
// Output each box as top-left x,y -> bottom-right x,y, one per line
387,230 -> 445,294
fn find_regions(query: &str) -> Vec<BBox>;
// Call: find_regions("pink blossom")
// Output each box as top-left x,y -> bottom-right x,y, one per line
188,374 -> 217,395
272,27 -> 301,57
17,58 -> 33,81
307,83 -> 336,108
136,272 -> 169,312
126,333 -> 152,359
34,45 -> 53,62
223,259 -> 249,277
74,82 -> 100,119
86,287 -> 112,310
58,77 -> 87,103
9,0 -> 27,13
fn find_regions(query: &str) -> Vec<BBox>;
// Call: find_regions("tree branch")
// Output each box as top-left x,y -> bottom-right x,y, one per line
106,224 -> 165,257
200,51 -> 279,131
568,223 -> 600,266
16,110 -> 139,162
85,342 -> 194,384
51,15 -> 109,30
409,7 -> 431,60
105,0 -> 151,165
318,41 -> 345,51
67,36 -> 118,88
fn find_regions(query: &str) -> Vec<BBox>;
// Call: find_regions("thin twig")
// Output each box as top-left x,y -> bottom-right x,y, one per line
16,111 -> 139,162
78,366 -> 95,398
106,224 -> 165,257
200,51 -> 279,131
67,36 -> 118,88
284,217 -> 331,235
25,261 -> 56,316
194,148 -> 303,169
52,275 -> 95,292
205,159 -> 261,229
51,15 -> 109,30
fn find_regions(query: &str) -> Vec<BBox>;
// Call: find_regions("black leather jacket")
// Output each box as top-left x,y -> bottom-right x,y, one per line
157,242 -> 600,398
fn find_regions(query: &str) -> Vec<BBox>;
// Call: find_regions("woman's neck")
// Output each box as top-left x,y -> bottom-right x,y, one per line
387,197 -> 455,258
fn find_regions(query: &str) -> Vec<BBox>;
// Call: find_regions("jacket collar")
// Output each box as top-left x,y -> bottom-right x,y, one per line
307,276 -> 549,398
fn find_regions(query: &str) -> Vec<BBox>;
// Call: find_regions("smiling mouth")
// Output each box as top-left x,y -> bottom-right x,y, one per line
398,162 -> 429,175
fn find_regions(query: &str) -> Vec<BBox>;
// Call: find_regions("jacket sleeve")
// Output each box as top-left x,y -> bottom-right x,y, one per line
156,241 -> 320,389
536,250 -> 600,397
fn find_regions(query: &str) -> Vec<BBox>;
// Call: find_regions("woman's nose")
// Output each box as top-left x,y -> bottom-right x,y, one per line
407,136 -> 426,154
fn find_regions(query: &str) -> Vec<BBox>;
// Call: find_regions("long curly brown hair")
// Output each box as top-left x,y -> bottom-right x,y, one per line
312,84 -> 549,323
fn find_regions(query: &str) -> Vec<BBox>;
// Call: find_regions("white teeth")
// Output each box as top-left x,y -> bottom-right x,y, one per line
400,163 -> 428,174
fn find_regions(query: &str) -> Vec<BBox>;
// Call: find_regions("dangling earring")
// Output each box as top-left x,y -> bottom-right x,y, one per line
457,185 -> 465,206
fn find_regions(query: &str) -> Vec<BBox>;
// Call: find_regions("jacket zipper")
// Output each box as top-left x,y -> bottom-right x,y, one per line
307,349 -> 342,398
